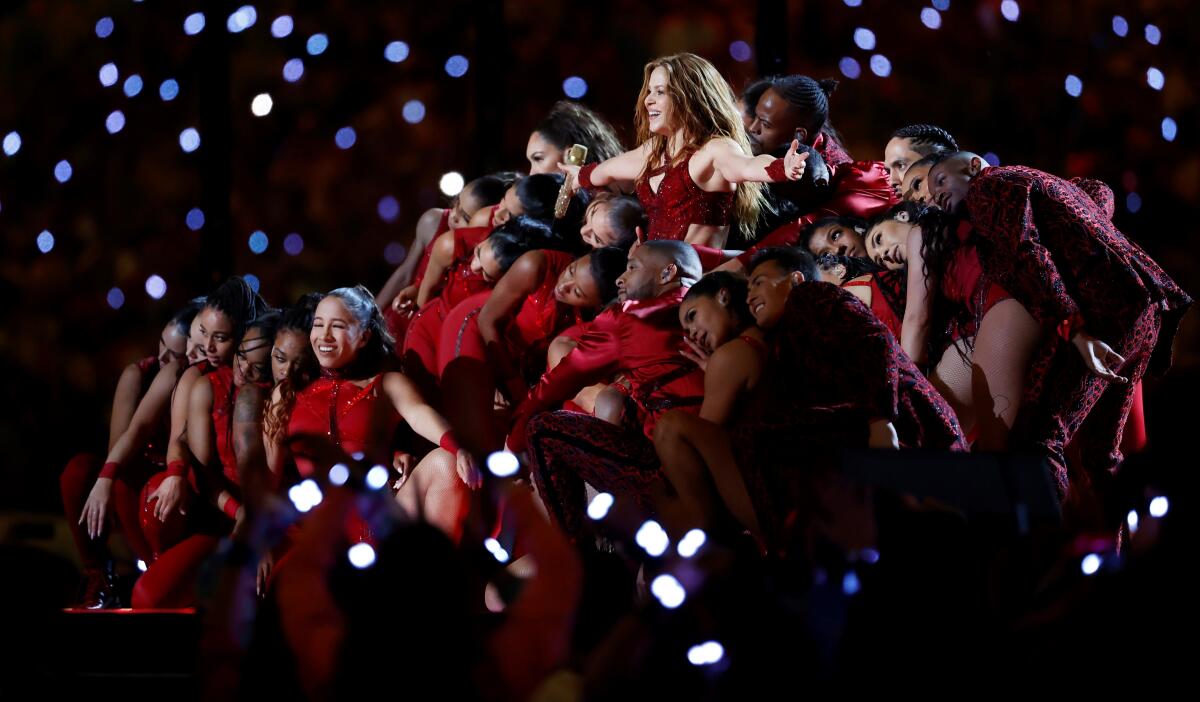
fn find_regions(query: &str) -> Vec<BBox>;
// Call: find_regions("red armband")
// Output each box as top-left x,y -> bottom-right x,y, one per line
222,496 -> 242,520
1057,313 -> 1087,343
439,431 -> 461,455
167,460 -> 188,478
765,158 -> 788,183
577,163 -> 598,190
99,461 -> 122,479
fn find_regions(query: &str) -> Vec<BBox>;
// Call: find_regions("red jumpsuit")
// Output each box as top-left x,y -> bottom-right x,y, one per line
509,287 -> 706,541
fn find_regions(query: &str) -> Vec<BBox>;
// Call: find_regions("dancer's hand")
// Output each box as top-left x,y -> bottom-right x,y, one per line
149,474 -> 188,522
392,285 -> 418,315
1071,331 -> 1129,384
80,477 -> 114,539
680,337 -> 711,371
781,139 -> 809,181
557,162 -> 581,194
456,449 -> 483,490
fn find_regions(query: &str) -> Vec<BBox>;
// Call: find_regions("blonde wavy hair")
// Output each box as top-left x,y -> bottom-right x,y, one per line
633,53 -> 769,239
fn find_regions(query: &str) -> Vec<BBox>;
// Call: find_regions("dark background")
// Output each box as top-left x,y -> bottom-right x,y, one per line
2,0 -> 1197,513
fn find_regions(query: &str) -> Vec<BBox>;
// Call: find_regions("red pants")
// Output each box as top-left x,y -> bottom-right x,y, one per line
131,534 -> 222,608
527,411 -> 661,542
60,452 -> 157,567
436,291 -> 493,374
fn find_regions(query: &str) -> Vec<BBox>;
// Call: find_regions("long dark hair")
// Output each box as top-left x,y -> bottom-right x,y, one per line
264,294 -> 321,443
587,246 -> 629,305
685,271 -> 755,330
204,276 -> 270,342
533,100 -> 624,163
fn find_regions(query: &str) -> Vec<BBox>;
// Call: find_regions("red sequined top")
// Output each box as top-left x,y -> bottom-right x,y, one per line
439,226 -> 493,309
941,221 -> 1012,340
509,250 -> 579,352
288,374 -> 399,478
207,366 -> 239,485
637,151 -> 734,241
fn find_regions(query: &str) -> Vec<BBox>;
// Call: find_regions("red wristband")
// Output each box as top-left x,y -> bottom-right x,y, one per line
577,163 -> 597,190
1057,312 -> 1086,343
167,460 -> 187,478
222,496 -> 242,520
439,431 -> 461,455
99,461 -> 121,479
765,158 -> 787,183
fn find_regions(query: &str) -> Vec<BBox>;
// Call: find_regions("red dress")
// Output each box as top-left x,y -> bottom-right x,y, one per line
843,273 -> 906,340
288,373 -> 401,478
637,151 -> 734,242
965,165 -> 1192,496
437,250 -> 579,381
402,225 -> 494,380
940,221 -> 1013,341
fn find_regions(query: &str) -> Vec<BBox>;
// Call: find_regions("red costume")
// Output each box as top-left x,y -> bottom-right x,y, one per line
383,209 -> 452,346
843,270 -> 906,340
510,287 -> 705,540
636,151 -> 734,243
964,166 -> 1191,498
732,282 -> 966,548
287,372 -> 401,479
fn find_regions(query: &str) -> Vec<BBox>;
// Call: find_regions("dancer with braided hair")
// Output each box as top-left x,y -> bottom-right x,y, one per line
883,123 -> 960,199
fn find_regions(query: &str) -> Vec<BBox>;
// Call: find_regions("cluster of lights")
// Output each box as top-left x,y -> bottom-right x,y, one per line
288,478 -> 323,512
676,529 -> 707,558
650,574 -> 686,609
635,519 -> 669,557
484,538 -> 510,563
227,6 -> 257,34
687,641 -> 724,666
587,492 -> 614,520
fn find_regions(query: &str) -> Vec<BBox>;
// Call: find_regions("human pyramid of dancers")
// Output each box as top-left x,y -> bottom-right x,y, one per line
59,51 -> 1191,692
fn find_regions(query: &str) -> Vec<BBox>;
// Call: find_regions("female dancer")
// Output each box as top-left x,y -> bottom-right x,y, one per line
132,313 -> 280,607
272,286 -> 479,541
864,201 -> 1038,450
816,252 -> 905,340
653,272 -> 767,537
438,245 -> 627,454
526,100 -> 624,175
561,52 -> 807,249
62,300 -> 202,607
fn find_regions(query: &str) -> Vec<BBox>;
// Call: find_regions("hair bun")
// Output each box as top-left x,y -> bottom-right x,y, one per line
817,78 -> 839,97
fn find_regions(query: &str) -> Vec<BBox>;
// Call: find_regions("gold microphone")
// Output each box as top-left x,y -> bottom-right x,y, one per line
554,144 -> 589,219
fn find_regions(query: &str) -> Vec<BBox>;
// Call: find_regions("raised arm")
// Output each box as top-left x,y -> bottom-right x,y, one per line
377,207 -> 446,306
477,250 -> 547,401
561,143 -> 651,190
703,137 -> 807,187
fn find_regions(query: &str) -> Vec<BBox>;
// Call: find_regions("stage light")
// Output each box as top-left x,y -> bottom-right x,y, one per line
99,62 -> 119,87
3,131 -> 20,156
920,8 -> 941,30
335,126 -> 356,149
123,74 -> 143,97
1149,496 -> 1169,518
677,529 -> 707,558
37,230 -> 55,253
106,110 -> 126,134
563,76 -> 588,98
271,15 -> 293,38
487,451 -> 520,477
650,574 -> 686,609
859,547 -> 880,564
107,287 -> 125,309
385,41 -> 410,63
183,13 -> 205,36
403,100 -> 426,124
180,127 -> 201,152
283,233 -> 304,255
1161,117 -> 1177,142
1000,0 -> 1020,22
1064,74 -> 1083,97
445,55 -> 469,77
186,208 -> 205,231
348,543 -> 376,569
145,275 -> 167,299
1126,193 -> 1142,214
839,57 -> 861,79
843,570 -> 861,595
484,538 -> 510,563
587,492 -> 613,520
244,274 -> 260,293
1081,553 -> 1101,576
983,152 -> 1001,166
377,196 -> 400,222
635,520 -> 669,557
687,641 -> 724,666
227,6 -> 257,34
283,58 -> 304,82
307,33 -> 329,56
366,465 -> 389,490
729,41 -> 752,62
1146,68 -> 1164,91
1126,510 -> 1139,534
248,230 -> 268,254
1112,16 -> 1128,37
289,478 -> 323,512
160,79 -> 180,101
932,0 -> 950,10
136,560 -> 147,572
54,160 -> 73,183
329,463 -> 349,486
96,17 -> 115,38
383,242 -> 406,265
869,54 -> 892,77
251,93 -> 273,117
439,172 -> 465,197
853,28 -> 876,50
1144,24 -> 1161,45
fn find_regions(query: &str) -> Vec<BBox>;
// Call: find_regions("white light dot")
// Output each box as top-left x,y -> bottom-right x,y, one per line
377,196 -> 400,223
439,171 -> 465,197
288,478 -> 323,513
136,559 -> 147,572
96,17 -> 115,38
99,62 -> 119,87
920,8 -> 942,29
123,74 -> 143,97
248,230 -> 268,254
728,40 -> 752,62
107,287 -> 125,309
1144,24 -> 1161,45
250,93 -> 273,117
1112,16 -> 1129,37
1149,496 -> 1169,518
853,27 -> 876,50
37,230 -> 55,253
843,570 -> 861,595
839,57 -> 862,79
283,58 -> 305,82
329,463 -> 350,486
160,79 -> 180,101
106,110 -> 126,134
335,126 -> 356,149
1161,117 -> 1177,142
227,5 -> 257,34
650,574 -> 687,609
186,208 -> 205,231
54,160 -> 73,183
587,492 -> 614,520
676,528 -> 707,558
283,232 -> 305,255
1064,74 -> 1083,97
635,519 -> 669,557
3,131 -> 21,156
1000,0 -> 1020,22
1126,192 -> 1142,214
687,641 -> 725,666
180,127 -> 201,152
383,242 -> 407,265
444,55 -> 469,77
348,542 -> 376,569
562,76 -> 589,99
270,15 -> 293,38
306,33 -> 329,56
1126,509 -> 1140,533
366,465 -> 389,490
183,12 -> 205,36
145,274 -> 167,300
484,538 -> 510,563
402,100 -> 426,124
1081,553 -> 1102,576
487,451 -> 519,477
869,54 -> 892,77
385,41 -> 410,63
1146,67 -> 1164,91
